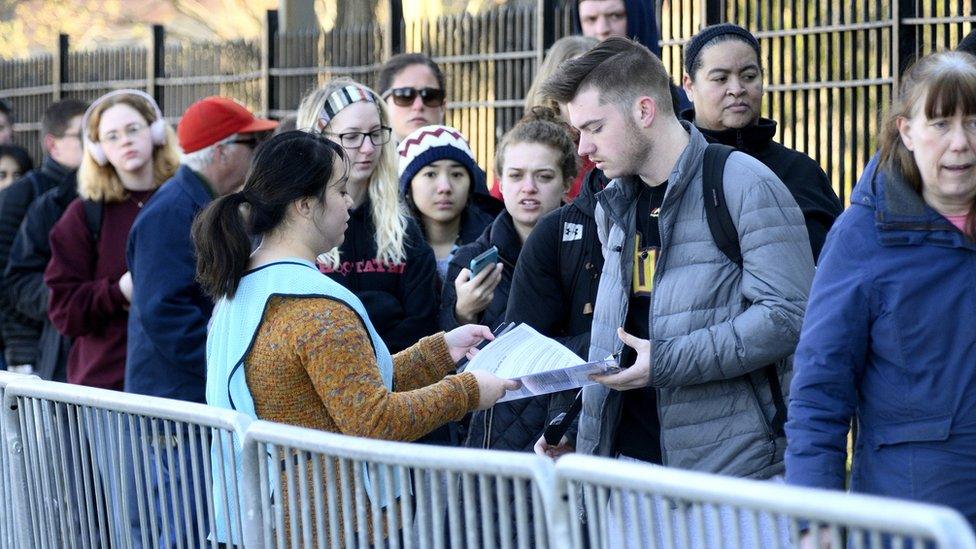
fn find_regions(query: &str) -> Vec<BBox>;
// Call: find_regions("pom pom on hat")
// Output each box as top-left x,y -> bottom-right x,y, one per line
397,125 -> 485,195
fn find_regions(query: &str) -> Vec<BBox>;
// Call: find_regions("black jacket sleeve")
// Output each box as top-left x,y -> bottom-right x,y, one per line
382,219 -> 441,353
0,176 -> 40,318
781,154 -> 843,263
4,191 -> 61,322
504,210 -> 590,357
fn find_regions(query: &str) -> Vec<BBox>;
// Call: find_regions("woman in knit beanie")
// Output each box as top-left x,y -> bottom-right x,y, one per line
397,125 -> 494,281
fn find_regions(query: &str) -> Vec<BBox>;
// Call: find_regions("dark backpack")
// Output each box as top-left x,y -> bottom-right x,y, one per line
701,143 -> 788,437
81,199 -> 103,243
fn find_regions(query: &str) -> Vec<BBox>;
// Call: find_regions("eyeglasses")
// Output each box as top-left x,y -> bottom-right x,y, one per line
226,137 -> 259,149
60,132 -> 82,141
382,87 -> 446,108
99,123 -> 148,145
323,126 -> 392,149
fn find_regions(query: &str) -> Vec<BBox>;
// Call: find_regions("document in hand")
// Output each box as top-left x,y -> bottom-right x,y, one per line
463,323 -> 620,402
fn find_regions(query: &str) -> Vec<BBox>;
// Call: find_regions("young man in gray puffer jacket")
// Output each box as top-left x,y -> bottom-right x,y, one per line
537,37 -> 815,545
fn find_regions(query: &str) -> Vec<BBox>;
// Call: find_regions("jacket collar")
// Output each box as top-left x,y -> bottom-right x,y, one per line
854,158 -> 976,250
477,211 -> 522,268
597,121 -> 707,228
679,108 -> 778,153
39,156 -> 73,183
174,164 -> 216,208
570,166 -> 608,218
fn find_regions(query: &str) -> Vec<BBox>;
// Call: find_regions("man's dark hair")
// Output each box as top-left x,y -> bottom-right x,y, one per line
541,37 -> 673,116
377,53 -> 446,95
41,98 -> 87,138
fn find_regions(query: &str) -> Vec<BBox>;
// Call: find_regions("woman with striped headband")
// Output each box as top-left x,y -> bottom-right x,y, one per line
297,79 -> 441,355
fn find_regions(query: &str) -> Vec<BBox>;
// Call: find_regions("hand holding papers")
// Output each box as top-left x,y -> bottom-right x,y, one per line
462,323 -> 620,402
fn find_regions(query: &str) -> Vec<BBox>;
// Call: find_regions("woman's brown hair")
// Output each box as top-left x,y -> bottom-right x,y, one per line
878,51 -> 976,236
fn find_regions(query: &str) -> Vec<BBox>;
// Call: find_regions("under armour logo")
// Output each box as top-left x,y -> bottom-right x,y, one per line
562,222 -> 583,242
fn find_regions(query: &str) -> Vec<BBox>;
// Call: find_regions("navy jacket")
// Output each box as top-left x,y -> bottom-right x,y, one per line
0,157 -> 73,365
3,174 -> 78,381
785,156 -> 976,527
125,166 -> 215,403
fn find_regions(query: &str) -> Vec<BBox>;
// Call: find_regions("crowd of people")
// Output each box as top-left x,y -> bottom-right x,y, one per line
0,0 -> 973,545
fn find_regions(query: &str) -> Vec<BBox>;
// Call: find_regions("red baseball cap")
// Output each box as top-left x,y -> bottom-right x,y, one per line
177,96 -> 278,153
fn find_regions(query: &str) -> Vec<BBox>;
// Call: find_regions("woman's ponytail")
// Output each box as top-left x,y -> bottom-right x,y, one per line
192,192 -> 251,299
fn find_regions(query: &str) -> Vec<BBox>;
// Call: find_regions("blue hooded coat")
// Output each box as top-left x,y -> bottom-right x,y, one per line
785,155 -> 976,527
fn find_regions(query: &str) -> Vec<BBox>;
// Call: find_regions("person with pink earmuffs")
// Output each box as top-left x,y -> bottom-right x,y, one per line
44,89 -> 180,391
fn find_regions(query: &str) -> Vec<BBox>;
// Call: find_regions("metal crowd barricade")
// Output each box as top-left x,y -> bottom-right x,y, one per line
240,419 -> 557,549
2,378 -> 252,549
551,454 -> 976,549
0,371 -> 39,549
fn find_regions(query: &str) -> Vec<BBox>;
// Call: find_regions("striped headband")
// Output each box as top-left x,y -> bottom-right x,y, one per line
316,84 -> 378,131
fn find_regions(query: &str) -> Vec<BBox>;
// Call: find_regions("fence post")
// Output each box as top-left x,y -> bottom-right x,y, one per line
262,9 -> 279,118
536,0 -> 557,66
703,0 -> 724,26
52,34 -> 68,102
892,0 -> 917,89
385,0 -> 404,60
147,25 -> 165,113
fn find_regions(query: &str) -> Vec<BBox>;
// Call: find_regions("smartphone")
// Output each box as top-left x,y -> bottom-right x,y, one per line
469,245 -> 499,277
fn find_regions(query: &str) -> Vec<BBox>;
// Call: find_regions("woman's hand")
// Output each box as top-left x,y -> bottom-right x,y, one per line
453,264 -> 503,324
444,324 -> 494,363
468,370 -> 519,410
119,271 -> 133,303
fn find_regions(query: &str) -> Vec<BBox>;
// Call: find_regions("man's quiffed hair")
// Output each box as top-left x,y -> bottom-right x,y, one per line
541,37 -> 674,115
41,98 -> 87,138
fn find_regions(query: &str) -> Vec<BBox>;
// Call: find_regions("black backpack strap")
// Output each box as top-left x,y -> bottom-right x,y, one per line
702,143 -> 787,437
701,143 -> 741,267
82,199 -> 103,243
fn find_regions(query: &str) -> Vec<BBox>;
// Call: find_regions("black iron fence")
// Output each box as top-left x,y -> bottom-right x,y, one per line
0,0 -> 973,200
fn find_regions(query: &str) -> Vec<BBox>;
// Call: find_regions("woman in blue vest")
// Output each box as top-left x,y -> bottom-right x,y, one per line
786,51 -> 976,530
192,131 -> 515,544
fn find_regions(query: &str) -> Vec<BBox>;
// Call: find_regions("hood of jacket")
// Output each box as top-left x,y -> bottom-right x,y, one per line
573,0 -> 660,55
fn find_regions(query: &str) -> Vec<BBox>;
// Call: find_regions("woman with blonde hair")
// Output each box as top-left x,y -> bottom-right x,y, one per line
509,35 -> 597,202
297,78 -> 440,354
524,35 -> 598,115
787,51 -> 976,529
45,89 -> 179,390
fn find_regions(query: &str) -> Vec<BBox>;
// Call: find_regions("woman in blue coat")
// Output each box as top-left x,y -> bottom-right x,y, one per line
785,50 -> 976,527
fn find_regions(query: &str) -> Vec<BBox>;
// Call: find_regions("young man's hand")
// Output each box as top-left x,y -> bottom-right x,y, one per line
590,327 -> 652,391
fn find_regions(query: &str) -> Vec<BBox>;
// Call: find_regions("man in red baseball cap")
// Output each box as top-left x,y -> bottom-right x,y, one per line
122,97 -> 276,546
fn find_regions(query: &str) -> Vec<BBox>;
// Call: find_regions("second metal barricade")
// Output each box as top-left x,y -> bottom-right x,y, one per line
551,453 -> 976,549
2,378 -> 252,549
240,419 -> 558,549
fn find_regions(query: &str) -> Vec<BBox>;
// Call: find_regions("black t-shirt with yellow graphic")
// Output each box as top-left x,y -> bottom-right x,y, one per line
614,180 -> 668,463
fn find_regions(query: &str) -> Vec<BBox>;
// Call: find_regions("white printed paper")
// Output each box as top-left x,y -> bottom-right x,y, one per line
463,324 -> 619,402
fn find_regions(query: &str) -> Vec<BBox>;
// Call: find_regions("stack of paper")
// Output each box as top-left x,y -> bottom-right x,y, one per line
463,323 -> 619,402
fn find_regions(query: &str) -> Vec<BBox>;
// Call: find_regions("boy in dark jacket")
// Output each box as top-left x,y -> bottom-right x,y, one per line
0,98 -> 86,372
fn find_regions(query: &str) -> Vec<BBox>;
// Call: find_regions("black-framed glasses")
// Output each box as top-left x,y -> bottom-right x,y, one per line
382,87 -> 446,108
323,126 -> 392,149
226,137 -> 259,149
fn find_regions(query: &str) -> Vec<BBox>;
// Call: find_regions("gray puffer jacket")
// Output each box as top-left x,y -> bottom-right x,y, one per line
579,123 -> 814,479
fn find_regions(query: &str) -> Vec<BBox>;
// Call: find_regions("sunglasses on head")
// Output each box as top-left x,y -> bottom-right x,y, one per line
382,87 -> 446,108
